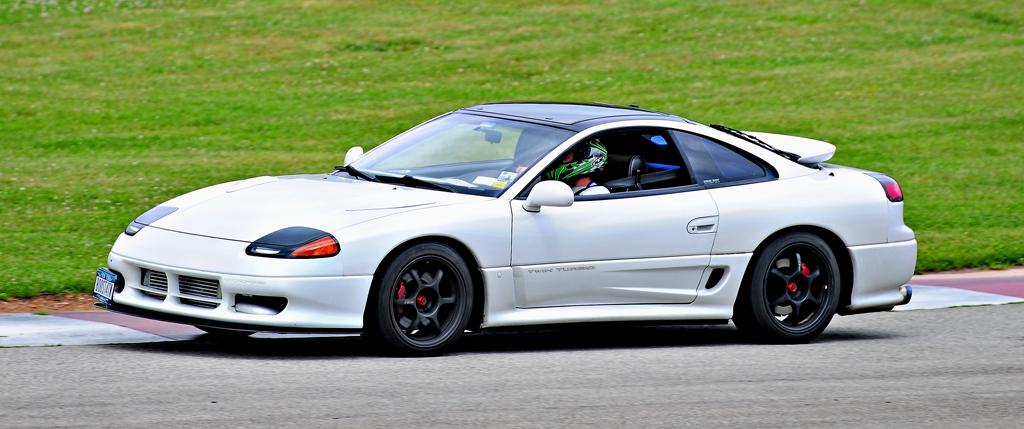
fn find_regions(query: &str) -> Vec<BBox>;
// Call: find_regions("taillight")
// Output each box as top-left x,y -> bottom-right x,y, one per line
867,173 -> 904,202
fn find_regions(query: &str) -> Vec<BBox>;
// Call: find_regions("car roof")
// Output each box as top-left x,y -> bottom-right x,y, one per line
459,102 -> 695,131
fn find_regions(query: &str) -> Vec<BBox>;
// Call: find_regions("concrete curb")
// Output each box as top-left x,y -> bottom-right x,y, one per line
894,285 -> 1022,311
0,313 -> 169,347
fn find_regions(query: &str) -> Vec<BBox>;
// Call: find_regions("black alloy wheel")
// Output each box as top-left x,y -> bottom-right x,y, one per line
734,232 -> 841,343
366,243 -> 473,355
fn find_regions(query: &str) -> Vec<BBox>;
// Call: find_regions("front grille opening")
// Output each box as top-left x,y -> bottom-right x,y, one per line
179,275 -> 221,299
234,294 -> 288,315
181,298 -> 219,309
141,269 -> 169,292
138,269 -> 168,301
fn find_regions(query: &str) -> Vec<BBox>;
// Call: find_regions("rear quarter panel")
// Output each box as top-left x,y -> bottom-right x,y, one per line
710,169 -> 888,253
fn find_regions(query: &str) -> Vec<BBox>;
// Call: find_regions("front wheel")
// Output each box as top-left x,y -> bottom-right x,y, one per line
364,243 -> 474,356
733,232 -> 841,343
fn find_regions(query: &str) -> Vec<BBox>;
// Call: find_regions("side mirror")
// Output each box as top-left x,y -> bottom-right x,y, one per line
344,146 -> 364,166
523,180 -> 574,213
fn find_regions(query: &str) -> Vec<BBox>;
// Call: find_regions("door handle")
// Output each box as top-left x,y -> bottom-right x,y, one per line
687,216 -> 718,234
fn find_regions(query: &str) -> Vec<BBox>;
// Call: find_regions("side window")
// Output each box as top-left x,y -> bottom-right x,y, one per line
540,128 -> 693,195
671,131 -> 767,186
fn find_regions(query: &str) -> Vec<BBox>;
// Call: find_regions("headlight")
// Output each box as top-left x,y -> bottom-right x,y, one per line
125,206 -> 178,236
245,227 -> 340,259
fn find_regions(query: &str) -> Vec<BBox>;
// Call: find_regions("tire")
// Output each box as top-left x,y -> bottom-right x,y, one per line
733,232 -> 841,343
364,243 -> 474,356
195,326 -> 255,339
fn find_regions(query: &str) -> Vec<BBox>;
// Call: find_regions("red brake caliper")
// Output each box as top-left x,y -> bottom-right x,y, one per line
788,261 -> 810,293
396,282 -> 407,315
788,261 -> 811,294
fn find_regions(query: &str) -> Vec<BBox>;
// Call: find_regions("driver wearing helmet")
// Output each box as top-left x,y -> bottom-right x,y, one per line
545,139 -> 608,193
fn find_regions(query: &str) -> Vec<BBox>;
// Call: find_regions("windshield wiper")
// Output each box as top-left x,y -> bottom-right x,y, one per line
336,164 -> 380,182
709,124 -> 801,162
378,174 -> 455,193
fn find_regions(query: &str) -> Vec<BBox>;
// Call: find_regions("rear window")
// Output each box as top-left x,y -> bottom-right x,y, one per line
672,131 -> 767,185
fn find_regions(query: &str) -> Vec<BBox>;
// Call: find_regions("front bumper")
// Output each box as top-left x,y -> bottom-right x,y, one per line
105,252 -> 373,331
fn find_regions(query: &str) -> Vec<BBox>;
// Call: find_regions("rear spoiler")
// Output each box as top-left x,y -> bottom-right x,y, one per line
743,131 -> 836,165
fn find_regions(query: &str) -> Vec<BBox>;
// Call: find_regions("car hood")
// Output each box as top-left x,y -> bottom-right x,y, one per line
148,174 -> 480,242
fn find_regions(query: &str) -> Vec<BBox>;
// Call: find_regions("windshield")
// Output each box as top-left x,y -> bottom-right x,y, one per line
351,113 -> 574,197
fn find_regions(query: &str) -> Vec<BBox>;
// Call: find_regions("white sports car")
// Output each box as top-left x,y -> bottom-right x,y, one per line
94,102 -> 916,354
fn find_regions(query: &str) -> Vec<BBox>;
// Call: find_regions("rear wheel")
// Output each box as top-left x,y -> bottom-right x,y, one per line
734,232 -> 841,343
364,243 -> 474,356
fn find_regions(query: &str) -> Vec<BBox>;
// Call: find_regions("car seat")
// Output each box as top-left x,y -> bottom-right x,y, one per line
625,155 -> 647,191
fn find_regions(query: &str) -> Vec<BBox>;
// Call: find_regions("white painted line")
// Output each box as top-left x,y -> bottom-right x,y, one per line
0,313 -> 167,347
895,285 -> 1024,311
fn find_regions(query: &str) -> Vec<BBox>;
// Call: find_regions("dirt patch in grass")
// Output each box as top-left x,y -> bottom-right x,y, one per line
0,293 -> 100,313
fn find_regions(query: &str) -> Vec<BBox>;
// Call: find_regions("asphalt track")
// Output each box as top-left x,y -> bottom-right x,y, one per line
2,304 -> 1021,428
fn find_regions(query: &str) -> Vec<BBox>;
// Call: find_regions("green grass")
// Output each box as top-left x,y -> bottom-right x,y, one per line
1,0 -> 1022,298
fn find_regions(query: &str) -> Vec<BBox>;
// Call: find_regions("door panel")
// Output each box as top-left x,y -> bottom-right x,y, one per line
510,190 -> 719,307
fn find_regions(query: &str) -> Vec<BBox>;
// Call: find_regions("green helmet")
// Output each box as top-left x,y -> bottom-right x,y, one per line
546,140 -> 608,181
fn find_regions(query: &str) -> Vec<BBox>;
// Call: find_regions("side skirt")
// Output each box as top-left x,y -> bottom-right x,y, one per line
480,253 -> 752,328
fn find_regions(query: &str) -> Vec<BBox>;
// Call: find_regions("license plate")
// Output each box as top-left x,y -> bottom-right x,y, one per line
93,268 -> 117,306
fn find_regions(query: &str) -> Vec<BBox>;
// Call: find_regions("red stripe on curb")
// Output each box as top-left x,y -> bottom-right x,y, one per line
56,311 -> 202,340
910,275 -> 1024,299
